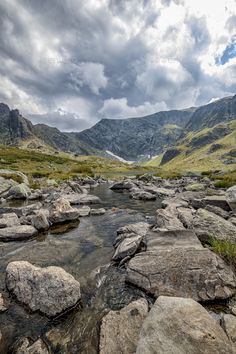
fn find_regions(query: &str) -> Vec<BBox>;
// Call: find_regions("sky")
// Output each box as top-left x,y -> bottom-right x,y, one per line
0,0 -> 236,131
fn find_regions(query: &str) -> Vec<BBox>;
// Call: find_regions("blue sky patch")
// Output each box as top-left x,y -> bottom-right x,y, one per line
217,36 -> 236,65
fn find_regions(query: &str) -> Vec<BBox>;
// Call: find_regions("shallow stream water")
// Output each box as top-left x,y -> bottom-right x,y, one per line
0,183 -> 160,353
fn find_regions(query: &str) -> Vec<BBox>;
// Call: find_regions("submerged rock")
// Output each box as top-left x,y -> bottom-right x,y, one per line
100,299 -> 148,354
136,296 -> 234,354
6,261 -> 81,316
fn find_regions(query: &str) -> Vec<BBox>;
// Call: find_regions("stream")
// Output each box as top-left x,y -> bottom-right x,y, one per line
0,183 -> 161,354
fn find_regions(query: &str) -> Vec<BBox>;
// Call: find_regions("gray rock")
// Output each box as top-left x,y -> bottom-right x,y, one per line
31,210 -> 50,231
0,213 -> 20,228
62,193 -> 101,205
7,183 -> 31,199
90,208 -> 106,216
205,204 -> 229,219
49,198 -> 79,224
154,208 -> 185,231
100,299 -> 148,354
226,185 -> 236,212
112,234 -> 143,261
110,179 -> 136,191
192,208 -> 236,242
0,169 -> 28,185
0,176 -> 18,195
0,293 -> 8,312
229,216 -> 236,226
77,206 -> 91,217
6,261 -> 81,316
0,225 -> 37,241
203,195 -> 230,211
136,296 -> 234,354
126,248 -> 236,301
186,182 -> 205,191
131,190 -> 156,201
177,207 -> 194,228
143,186 -> 175,197
14,338 -> 49,354
222,314 -> 236,346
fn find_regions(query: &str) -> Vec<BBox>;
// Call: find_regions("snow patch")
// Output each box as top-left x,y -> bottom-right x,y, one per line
106,150 -> 134,164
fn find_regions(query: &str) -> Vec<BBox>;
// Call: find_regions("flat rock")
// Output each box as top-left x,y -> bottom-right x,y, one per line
62,193 -> 101,205
192,208 -> 236,242
154,208 -> 185,231
6,261 -> 81,316
0,213 -> 20,228
131,190 -> 156,201
136,296 -> 234,354
203,195 -> 230,211
0,225 -> 37,241
90,208 -> 106,215
99,299 -> 148,354
126,248 -> 236,301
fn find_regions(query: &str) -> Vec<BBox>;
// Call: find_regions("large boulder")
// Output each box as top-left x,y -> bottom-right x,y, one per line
0,225 -> 37,241
6,261 -> 81,316
49,198 -> 79,224
192,208 -> 236,242
136,296 -> 234,354
126,247 -> 236,301
99,299 -> 148,354
226,185 -> 236,212
7,183 -> 31,199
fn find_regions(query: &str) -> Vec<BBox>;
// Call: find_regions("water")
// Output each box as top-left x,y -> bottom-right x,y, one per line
0,185 -> 158,353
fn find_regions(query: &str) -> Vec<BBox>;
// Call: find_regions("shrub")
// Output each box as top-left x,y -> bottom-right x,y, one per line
214,180 -> 234,189
209,238 -> 236,269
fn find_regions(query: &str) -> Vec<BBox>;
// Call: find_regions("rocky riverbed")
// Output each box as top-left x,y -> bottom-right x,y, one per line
0,171 -> 236,353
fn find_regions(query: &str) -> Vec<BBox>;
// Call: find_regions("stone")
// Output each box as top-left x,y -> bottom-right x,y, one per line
0,293 -> 8,312
117,222 -> 150,237
192,208 -> 236,242
186,183 -> 205,191
205,205 -> 229,219
136,296 -> 234,354
90,208 -> 106,215
0,225 -> 37,241
226,185 -> 236,212
229,216 -> 236,226
154,208 -> 185,231
222,314 -> 236,346
110,179 -> 136,191
0,176 -> 17,195
31,210 -> 50,231
131,190 -> 156,201
126,248 -> 236,301
99,299 -> 148,354
7,183 -> 31,199
62,193 -> 101,205
143,186 -> 175,197
49,198 -> 79,224
6,261 -> 81,316
112,234 -> 143,261
0,169 -> 28,185
203,195 -> 230,211
77,206 -> 91,217
14,338 -> 49,354
177,207 -> 194,228
0,213 -> 20,228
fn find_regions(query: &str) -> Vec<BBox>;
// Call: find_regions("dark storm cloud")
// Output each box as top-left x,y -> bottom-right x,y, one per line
0,0 -> 235,130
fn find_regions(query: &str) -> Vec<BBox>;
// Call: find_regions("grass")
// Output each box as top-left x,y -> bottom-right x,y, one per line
0,172 -> 23,184
214,180 -> 234,189
209,238 -> 236,269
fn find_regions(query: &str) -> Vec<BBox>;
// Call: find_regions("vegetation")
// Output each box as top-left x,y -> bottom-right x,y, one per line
209,238 -> 236,269
0,172 -> 23,183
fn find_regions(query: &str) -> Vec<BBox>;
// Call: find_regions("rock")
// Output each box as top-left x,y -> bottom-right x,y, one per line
0,176 -> 18,195
143,186 -> 175,197
126,247 -> 236,301
154,208 -> 185,231
226,185 -> 236,212
136,296 -> 234,354
31,210 -> 50,231
112,234 -> 143,261
205,205 -> 229,219
6,261 -> 81,316
131,190 -> 156,201
7,183 -> 31,199
99,299 -> 148,354
177,207 -> 194,228
192,208 -> 236,242
110,179 -> 136,191
0,293 -> 8,311
90,208 -> 106,215
203,195 -> 230,211
186,183 -> 205,191
0,169 -> 28,185
222,314 -> 236,346
229,216 -> 236,226
49,198 -> 79,224
62,193 -> 101,205
14,338 -> 49,354
117,222 -> 150,237
77,206 -> 91,217
0,213 -> 20,228
0,225 -> 37,241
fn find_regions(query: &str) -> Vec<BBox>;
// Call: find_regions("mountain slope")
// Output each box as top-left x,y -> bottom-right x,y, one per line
75,110 -> 193,160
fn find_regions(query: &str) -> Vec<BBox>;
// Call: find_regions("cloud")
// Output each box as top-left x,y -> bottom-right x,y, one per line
0,0 -> 235,131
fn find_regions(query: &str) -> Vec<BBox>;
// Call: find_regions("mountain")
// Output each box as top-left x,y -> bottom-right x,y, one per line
74,109 -> 194,160
0,103 -> 99,156
75,95 -> 236,161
